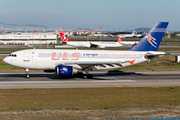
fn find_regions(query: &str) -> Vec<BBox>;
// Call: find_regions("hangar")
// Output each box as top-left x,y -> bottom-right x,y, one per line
0,33 -> 57,45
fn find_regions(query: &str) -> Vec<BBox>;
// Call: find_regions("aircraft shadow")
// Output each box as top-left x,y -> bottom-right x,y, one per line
0,71 -> 138,80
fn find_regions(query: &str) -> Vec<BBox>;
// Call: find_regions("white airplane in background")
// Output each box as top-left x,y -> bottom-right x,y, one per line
3,31 -> 8,35
4,22 -> 169,79
117,36 -> 139,46
136,31 -> 147,38
91,31 -> 108,37
60,32 -> 123,48
117,31 -> 137,38
24,43 -> 32,47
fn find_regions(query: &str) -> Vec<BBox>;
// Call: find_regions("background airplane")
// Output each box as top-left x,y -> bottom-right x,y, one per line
117,31 -> 137,38
4,22 -> 169,79
91,31 -> 108,37
59,32 -> 123,48
3,31 -> 8,35
136,31 -> 147,38
117,36 -> 139,46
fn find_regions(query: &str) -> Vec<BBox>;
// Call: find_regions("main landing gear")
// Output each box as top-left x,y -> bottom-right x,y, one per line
75,72 -> 93,79
84,68 -> 93,79
74,69 -> 93,79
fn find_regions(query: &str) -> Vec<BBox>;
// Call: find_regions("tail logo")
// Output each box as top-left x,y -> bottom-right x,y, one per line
61,34 -> 68,41
62,35 -> 67,40
146,34 -> 157,48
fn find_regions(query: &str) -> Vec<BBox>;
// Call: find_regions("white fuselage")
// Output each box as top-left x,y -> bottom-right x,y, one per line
66,42 -> 91,48
119,41 -> 139,46
3,49 -> 163,71
90,41 -> 123,48
118,34 -> 136,38
92,34 -> 108,37
66,41 -> 123,48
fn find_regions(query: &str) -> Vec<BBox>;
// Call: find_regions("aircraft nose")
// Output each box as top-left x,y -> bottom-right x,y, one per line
3,57 -> 9,64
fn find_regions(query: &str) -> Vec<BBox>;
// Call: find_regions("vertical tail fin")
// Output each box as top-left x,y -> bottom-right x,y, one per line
3,31 -> 7,35
91,31 -> 94,35
59,32 -> 71,42
128,22 -> 169,51
35,30 -> 38,34
132,31 -> 137,35
117,36 -> 123,42
142,31 -> 147,36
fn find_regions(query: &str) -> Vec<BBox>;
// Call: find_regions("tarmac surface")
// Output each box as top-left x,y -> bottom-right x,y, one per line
0,71 -> 180,89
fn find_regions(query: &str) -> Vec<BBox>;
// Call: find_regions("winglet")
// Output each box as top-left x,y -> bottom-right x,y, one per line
59,32 -> 71,42
128,22 -> 169,51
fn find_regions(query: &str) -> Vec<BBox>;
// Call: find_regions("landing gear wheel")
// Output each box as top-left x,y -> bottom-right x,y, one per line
86,74 -> 93,79
75,72 -> 84,78
26,74 -> 29,78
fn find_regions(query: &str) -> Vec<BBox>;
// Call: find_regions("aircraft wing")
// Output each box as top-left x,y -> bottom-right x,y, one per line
90,42 -> 105,48
165,52 -> 180,55
54,60 -> 127,70
89,42 -> 99,48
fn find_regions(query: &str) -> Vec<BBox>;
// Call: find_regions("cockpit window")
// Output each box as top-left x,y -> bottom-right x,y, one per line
9,54 -> 17,57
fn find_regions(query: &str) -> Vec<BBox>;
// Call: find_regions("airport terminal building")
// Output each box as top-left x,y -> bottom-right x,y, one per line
0,33 -> 57,45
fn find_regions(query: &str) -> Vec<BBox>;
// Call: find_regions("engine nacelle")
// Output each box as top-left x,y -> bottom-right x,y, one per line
98,46 -> 105,48
83,44 -> 91,48
55,65 -> 78,76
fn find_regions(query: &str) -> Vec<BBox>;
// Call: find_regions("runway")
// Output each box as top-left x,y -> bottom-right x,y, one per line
0,71 -> 180,89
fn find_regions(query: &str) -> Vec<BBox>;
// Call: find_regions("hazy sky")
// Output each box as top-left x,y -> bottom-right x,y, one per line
0,0 -> 179,31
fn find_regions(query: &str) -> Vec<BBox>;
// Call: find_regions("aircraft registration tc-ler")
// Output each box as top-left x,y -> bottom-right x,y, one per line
4,22 -> 169,78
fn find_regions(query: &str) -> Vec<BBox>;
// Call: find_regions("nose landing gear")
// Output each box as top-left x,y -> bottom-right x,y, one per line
26,68 -> 29,78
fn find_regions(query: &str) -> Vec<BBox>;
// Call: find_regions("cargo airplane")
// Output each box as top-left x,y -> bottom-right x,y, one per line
3,22 -> 169,78
60,32 -> 123,48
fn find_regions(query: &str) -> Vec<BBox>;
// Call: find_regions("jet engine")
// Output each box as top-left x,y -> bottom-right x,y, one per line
98,46 -> 105,48
55,65 -> 78,76
83,44 -> 91,48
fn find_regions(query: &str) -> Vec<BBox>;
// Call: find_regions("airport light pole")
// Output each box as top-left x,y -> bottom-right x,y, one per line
87,28 -> 89,41
32,32 -> 34,47
39,27 -> 41,48
100,27 -> 102,41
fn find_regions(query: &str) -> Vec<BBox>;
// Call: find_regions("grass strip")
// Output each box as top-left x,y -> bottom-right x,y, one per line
0,87 -> 180,112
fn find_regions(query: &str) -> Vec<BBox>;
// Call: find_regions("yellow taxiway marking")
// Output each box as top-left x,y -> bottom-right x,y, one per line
114,84 -> 125,87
